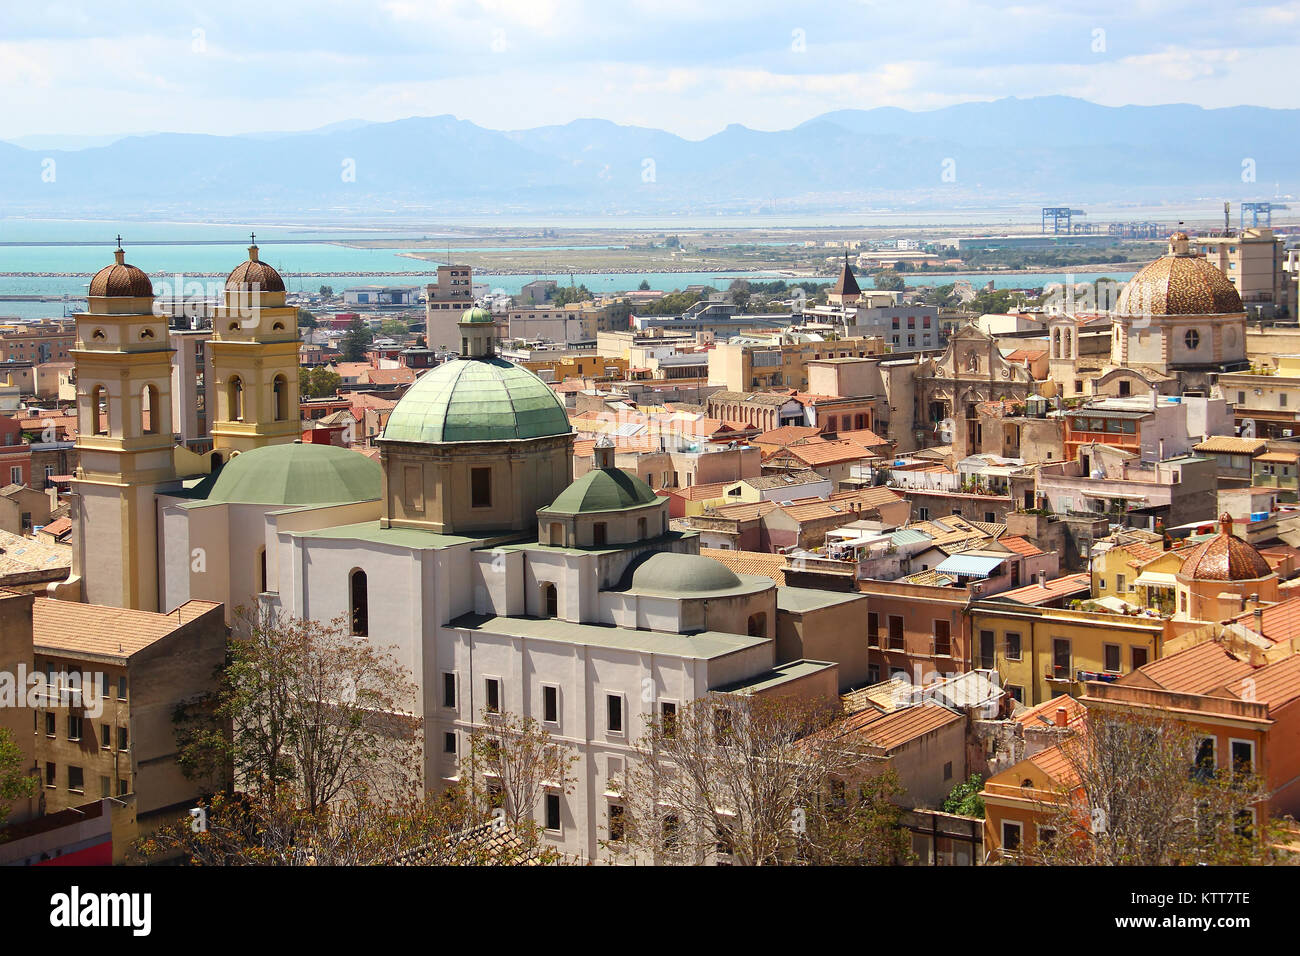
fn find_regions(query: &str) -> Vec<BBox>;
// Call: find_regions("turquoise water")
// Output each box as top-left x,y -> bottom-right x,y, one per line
0,217 -> 1137,320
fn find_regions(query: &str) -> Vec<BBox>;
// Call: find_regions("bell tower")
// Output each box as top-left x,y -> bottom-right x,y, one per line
209,238 -> 301,456
70,242 -> 176,610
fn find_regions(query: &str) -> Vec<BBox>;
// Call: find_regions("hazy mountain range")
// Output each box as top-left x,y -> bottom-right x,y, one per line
2,97 -> 1296,219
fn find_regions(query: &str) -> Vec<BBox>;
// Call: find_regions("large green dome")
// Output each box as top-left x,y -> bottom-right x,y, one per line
382,357 -> 572,444
204,443 -> 382,506
545,467 -> 659,515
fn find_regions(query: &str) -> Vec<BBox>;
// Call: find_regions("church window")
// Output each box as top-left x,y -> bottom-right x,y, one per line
593,522 -> 607,546
228,376 -> 244,422
349,569 -> 369,636
91,385 -> 109,436
142,384 -> 159,434
541,582 -> 558,618
259,547 -> 267,593
1184,329 -> 1201,350
272,375 -> 289,422
637,516 -> 647,539
471,467 -> 492,508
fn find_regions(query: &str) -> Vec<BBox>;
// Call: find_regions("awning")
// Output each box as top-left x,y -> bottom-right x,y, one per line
1133,571 -> 1177,588
935,553 -> 1006,578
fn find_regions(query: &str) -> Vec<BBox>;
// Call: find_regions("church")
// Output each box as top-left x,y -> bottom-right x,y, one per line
65,244 -> 850,862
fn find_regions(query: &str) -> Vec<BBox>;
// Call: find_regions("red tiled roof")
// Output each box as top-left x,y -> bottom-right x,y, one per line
1123,641 -> 1254,695
700,548 -> 787,586
1231,596 -> 1300,645
33,598 -> 221,659
753,425 -> 821,446
1014,694 -> 1087,730
998,535 -> 1043,557
773,439 -> 873,467
997,572 -> 1092,605
840,703 -> 964,750
1212,655 -> 1300,710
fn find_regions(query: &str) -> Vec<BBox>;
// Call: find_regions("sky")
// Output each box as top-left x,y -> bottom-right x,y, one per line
3,0 -> 1298,143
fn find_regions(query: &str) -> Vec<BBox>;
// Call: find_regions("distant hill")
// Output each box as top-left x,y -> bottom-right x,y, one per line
2,97 -> 1296,218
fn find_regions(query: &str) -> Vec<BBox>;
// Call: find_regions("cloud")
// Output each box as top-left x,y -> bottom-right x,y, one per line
0,1 -> 1296,139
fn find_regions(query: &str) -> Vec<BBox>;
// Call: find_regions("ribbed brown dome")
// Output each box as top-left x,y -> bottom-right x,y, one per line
1178,514 -> 1272,582
89,249 -> 152,297
225,245 -> 285,293
1115,237 -> 1242,317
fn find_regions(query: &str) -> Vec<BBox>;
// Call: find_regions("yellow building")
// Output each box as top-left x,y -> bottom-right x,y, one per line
1089,531 -> 1164,606
968,601 -> 1165,706
520,354 -> 627,382
707,335 -> 884,392
209,242 -> 302,457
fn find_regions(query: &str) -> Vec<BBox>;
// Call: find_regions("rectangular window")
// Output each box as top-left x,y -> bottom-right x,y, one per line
45,762 -> 55,788
1052,638 -> 1071,677
888,615 -> 904,651
117,677 -> 127,701
100,776 -> 111,798
1104,643 -> 1121,673
443,732 -> 457,755
543,685 -> 559,724
918,506 -> 930,520
68,766 -> 84,793
442,672 -> 457,709
67,715 -> 82,741
867,612 -> 880,646
660,701 -> 677,739
608,804 -> 625,842
1231,739 -> 1255,776
117,726 -> 128,751
1002,821 -> 1022,853
45,713 -> 55,737
470,467 -> 492,508
980,630 -> 995,670
943,760 -> 953,781
1131,646 -> 1149,670
934,619 -> 951,657
1116,573 -> 1126,592
1006,684 -> 1024,703
607,694 -> 624,734
118,779 -> 128,796
544,792 -> 562,832
485,678 -> 501,714
1005,632 -> 1022,662
100,725 -> 110,749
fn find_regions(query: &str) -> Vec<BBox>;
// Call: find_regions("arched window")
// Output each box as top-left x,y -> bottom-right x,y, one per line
637,516 -> 647,539
541,582 -> 558,618
228,375 -> 244,422
91,385 -> 109,436
142,384 -> 159,435
272,374 -> 289,422
747,612 -> 767,637
548,522 -> 564,546
350,569 -> 368,636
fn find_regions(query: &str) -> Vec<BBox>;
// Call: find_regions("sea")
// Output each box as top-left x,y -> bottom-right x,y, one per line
0,218 -> 1138,320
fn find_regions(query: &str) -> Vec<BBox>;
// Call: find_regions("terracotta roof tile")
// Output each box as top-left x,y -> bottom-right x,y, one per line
839,703 -> 964,750
1124,641 -> 1254,695
700,548 -> 786,586
33,598 -> 221,660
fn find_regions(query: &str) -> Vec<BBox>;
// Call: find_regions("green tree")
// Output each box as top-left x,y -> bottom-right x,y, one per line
297,309 -> 318,329
942,773 -> 985,817
637,279 -> 651,291
551,284 -> 593,307
341,318 -> 372,362
299,366 -> 342,400
871,269 -> 906,292
0,728 -> 37,827
379,319 -> 409,338
318,285 -> 334,296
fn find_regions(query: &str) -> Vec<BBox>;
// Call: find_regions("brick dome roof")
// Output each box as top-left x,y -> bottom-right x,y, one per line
1178,514 -> 1273,582
1115,235 -> 1243,317
226,244 -> 285,293
89,248 -> 152,297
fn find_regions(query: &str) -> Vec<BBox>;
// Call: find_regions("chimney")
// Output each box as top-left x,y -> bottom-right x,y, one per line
1036,569 -> 1047,586
1055,706 -> 1068,728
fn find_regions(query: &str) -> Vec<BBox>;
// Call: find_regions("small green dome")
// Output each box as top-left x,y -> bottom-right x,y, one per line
382,357 -> 572,444
545,467 -> 659,515
204,443 -> 381,506
460,307 -> 495,324
621,552 -> 744,595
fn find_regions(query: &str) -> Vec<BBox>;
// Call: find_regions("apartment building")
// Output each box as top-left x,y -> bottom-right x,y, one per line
424,265 -> 476,351
1194,228 -> 1288,315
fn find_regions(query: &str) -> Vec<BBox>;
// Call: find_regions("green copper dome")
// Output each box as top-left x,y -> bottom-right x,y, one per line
203,443 -> 382,505
545,467 -> 660,515
461,307 -> 495,324
382,357 -> 572,444
621,552 -> 744,595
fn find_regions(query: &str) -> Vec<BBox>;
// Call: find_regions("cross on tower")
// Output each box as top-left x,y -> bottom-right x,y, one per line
250,232 -> 256,245
115,234 -> 123,249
